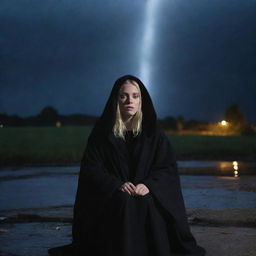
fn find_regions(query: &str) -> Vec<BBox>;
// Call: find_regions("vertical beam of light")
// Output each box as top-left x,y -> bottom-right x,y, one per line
139,0 -> 159,92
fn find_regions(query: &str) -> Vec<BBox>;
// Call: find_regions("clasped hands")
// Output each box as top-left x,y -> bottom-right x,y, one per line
119,181 -> 150,196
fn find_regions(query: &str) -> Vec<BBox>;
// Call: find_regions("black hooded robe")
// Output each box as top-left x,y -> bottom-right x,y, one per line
48,75 -> 206,256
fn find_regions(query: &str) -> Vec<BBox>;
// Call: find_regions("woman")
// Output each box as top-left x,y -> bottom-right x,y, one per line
48,74 -> 206,256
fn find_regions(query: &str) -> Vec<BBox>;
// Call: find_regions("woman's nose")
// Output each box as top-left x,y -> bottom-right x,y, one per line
126,97 -> 132,103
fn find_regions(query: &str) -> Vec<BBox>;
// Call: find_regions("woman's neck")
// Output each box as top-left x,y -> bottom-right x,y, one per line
123,115 -> 133,131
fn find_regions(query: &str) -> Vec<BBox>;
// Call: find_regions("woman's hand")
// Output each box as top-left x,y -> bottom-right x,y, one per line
134,183 -> 150,196
119,182 -> 149,196
120,182 -> 137,195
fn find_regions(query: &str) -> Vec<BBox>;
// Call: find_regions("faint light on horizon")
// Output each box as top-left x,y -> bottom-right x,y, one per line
56,121 -> 61,128
221,120 -> 228,126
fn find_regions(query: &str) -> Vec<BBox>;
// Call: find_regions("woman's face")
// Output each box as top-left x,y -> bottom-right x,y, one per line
118,82 -> 140,120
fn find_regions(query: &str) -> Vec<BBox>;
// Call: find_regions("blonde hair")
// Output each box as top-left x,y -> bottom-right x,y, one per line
113,79 -> 142,140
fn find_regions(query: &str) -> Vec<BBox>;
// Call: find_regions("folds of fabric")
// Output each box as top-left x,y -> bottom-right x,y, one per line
141,130 -> 206,255
94,190 -> 172,256
72,135 -> 123,247
48,74 -> 206,256
70,129 -> 206,256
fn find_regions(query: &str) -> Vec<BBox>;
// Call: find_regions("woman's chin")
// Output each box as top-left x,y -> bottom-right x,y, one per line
122,113 -> 135,120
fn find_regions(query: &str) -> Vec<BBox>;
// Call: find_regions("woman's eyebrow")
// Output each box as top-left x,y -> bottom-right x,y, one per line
119,92 -> 139,95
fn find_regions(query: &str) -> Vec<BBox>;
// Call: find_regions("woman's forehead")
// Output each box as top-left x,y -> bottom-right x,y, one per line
119,82 -> 140,93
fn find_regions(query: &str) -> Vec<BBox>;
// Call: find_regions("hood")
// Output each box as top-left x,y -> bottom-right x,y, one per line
90,74 -> 158,138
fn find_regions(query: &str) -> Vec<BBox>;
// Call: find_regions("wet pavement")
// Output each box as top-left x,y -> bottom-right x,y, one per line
0,163 -> 255,210
0,222 -> 256,256
0,162 -> 255,256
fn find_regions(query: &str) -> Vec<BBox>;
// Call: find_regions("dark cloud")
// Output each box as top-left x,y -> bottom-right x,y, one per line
0,0 -> 255,123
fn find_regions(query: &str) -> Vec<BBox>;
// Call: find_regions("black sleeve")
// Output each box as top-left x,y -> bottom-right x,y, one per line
79,136 -> 123,194
72,136 -> 123,244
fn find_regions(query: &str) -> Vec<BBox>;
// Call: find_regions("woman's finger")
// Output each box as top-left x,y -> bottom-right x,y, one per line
130,188 -> 136,195
135,185 -> 143,194
124,187 -> 131,195
127,184 -> 136,194
140,187 -> 147,195
140,188 -> 145,194
127,183 -> 136,190
136,187 -> 143,195
128,182 -> 136,190
124,183 -> 134,192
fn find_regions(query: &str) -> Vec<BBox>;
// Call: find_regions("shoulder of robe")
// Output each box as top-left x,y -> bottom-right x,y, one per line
154,126 -> 168,142
156,127 -> 176,154
87,129 -> 107,145
80,132 -> 107,163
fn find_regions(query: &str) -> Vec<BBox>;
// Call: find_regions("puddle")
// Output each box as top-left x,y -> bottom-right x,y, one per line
0,163 -> 255,211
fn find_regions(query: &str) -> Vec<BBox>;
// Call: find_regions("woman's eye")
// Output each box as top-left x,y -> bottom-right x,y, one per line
119,94 -> 139,100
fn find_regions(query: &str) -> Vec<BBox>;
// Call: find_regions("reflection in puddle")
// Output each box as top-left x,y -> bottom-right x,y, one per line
218,160 -> 240,177
178,160 -> 256,176
233,161 -> 239,178
0,164 -> 255,210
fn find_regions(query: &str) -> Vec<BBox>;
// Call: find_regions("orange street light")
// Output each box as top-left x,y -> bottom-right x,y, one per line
220,120 -> 228,126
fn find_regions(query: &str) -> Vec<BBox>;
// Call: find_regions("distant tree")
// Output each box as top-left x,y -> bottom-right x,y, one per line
224,104 -> 246,126
240,124 -> 256,136
176,115 -> 184,132
38,106 -> 59,123
163,116 -> 176,130
184,119 -> 202,130
224,104 -> 251,135
158,116 -> 176,130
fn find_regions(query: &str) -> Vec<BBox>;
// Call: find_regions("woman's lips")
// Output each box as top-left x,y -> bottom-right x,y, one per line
126,107 -> 134,110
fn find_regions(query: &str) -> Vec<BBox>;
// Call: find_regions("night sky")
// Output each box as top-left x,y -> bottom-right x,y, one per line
1,0 -> 255,123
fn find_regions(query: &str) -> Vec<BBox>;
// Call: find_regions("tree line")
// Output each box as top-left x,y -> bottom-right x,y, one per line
0,104 -> 255,135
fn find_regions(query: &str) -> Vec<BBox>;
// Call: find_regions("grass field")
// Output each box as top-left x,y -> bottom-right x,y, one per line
0,126 -> 255,166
